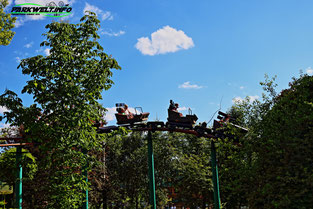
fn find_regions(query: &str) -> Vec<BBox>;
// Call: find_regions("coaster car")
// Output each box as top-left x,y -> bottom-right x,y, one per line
115,103 -> 150,125
166,100 -> 198,129
213,111 -> 248,132
213,111 -> 248,142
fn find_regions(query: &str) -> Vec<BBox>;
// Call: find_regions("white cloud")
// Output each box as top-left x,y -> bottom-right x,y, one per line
44,48 -> 50,56
14,51 -> 29,62
103,107 -> 116,122
240,86 -> 244,90
135,26 -> 194,56
306,67 -> 313,75
60,11 -> 75,21
232,95 -> 259,103
36,48 -> 50,55
101,30 -> 125,37
24,41 -> 33,48
232,97 -> 244,103
83,3 -> 113,21
36,48 -> 43,53
14,51 -> 28,56
14,17 -> 26,28
249,95 -> 259,101
178,81 -> 203,89
102,11 -> 113,20
15,56 -> 21,63
0,106 -> 9,114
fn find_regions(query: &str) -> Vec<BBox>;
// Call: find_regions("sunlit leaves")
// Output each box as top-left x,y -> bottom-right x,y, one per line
223,74 -> 313,208
0,11 -> 121,208
0,0 -> 16,45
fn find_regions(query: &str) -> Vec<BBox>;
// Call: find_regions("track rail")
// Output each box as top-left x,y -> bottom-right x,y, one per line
98,121 -> 216,139
0,143 -> 33,147
131,127 -> 215,138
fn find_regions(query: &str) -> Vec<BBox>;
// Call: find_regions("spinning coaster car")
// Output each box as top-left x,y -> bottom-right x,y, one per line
166,100 -> 198,129
213,111 -> 248,142
213,111 -> 231,130
115,103 -> 150,125
213,111 -> 248,132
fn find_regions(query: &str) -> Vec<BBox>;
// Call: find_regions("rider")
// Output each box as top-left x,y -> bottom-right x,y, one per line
123,104 -> 134,119
169,100 -> 176,111
169,100 -> 183,116
174,103 -> 179,111
174,103 -> 183,116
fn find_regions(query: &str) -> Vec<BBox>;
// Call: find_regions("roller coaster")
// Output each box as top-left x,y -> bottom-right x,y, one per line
96,100 -> 248,209
98,100 -> 247,138
0,99 -> 247,209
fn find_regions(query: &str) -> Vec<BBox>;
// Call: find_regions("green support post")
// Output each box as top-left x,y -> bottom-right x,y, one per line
147,131 -> 156,209
82,149 -> 88,209
15,146 -> 22,209
211,141 -> 221,209
4,194 -> 6,209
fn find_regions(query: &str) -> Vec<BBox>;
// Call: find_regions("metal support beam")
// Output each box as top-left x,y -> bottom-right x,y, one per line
147,131 -> 156,209
15,146 -> 22,209
82,149 -> 88,209
211,141 -> 221,209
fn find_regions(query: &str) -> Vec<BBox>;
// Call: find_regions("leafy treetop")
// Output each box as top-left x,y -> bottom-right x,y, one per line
0,0 -> 16,45
0,11 -> 121,209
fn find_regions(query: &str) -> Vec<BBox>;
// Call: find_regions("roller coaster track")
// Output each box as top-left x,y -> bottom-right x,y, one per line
0,120 -> 231,209
0,123 -> 215,146
97,121 -> 217,139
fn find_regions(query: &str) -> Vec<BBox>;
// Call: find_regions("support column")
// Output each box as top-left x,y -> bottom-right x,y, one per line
211,141 -> 221,209
147,131 -> 156,209
82,149 -> 88,209
15,146 -> 22,209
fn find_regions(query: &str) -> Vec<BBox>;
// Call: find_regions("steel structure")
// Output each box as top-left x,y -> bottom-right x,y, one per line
97,120 -> 224,209
0,110 -> 244,209
0,138 -> 31,209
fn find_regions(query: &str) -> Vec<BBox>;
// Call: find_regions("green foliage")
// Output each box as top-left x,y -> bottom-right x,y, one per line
220,74 -> 313,209
0,0 -> 16,45
0,148 -> 37,186
0,11 -> 120,209
93,131 -> 174,208
88,131 -> 214,209
247,74 -> 313,209
168,133 -> 212,208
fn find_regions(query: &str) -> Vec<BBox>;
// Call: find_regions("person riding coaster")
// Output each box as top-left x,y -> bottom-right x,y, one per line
117,104 -> 134,119
167,100 -> 198,128
115,103 -> 149,125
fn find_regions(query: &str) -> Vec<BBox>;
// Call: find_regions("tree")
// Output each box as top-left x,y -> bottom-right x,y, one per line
220,74 -> 313,209
246,74 -> 313,208
0,147 -> 37,209
0,11 -> 121,209
89,131 -> 176,209
106,132 -> 150,208
0,148 -> 37,186
0,0 -> 16,45
169,133 -> 213,209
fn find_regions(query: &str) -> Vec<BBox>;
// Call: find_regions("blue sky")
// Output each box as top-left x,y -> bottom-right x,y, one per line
1,0 -> 313,126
